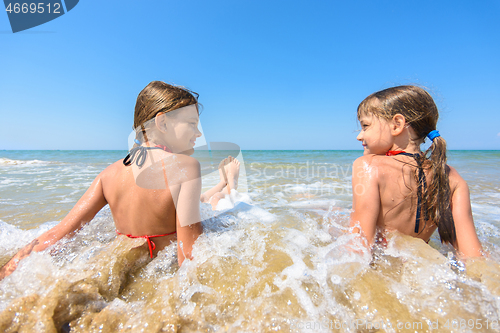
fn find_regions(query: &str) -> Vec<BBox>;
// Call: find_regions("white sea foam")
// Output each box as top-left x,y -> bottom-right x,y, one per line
287,199 -> 336,209
214,190 -> 276,223
0,220 -> 58,255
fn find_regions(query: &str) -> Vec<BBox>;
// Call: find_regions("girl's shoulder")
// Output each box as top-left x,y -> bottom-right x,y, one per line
353,154 -> 394,170
352,154 -> 389,180
352,154 -> 417,184
101,159 -> 126,176
447,165 -> 468,192
158,153 -> 201,183
171,153 -> 201,173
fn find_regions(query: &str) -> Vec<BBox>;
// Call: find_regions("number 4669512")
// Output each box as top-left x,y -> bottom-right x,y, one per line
5,3 -> 62,14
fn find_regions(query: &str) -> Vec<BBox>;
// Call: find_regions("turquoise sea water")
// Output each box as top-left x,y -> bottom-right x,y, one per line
0,150 -> 500,332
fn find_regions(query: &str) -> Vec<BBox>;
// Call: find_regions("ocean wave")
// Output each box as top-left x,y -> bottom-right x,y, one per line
0,158 -> 51,166
287,199 -> 336,209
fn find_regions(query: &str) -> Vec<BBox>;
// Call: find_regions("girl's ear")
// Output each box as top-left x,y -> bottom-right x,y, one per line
391,114 -> 406,136
155,112 -> 168,133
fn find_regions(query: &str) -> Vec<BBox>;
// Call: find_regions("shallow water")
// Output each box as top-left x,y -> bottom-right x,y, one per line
1,150 -> 500,332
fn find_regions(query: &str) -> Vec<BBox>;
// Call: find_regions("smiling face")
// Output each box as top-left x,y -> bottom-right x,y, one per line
160,104 -> 202,154
356,112 -> 394,155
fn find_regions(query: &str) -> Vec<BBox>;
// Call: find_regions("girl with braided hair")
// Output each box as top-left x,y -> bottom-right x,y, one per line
351,85 -> 483,257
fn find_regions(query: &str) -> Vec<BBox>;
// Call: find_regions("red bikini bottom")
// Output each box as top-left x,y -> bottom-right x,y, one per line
116,230 -> 176,258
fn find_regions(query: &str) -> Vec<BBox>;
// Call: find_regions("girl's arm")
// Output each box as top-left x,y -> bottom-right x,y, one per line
175,158 -> 203,265
0,174 -> 108,280
350,156 -> 380,247
449,167 -> 483,257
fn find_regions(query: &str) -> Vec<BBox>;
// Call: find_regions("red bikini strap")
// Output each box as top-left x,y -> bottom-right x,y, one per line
155,144 -> 172,153
386,150 -> 406,156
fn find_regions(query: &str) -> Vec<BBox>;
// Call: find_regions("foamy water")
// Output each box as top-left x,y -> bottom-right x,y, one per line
1,150 -> 500,332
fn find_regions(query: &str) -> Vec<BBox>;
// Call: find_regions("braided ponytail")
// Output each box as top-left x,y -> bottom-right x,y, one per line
423,135 -> 456,245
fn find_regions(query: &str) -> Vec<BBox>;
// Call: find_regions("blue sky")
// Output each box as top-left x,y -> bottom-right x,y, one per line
1,0 -> 499,150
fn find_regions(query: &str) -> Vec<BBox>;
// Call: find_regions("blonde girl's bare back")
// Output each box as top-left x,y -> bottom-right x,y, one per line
100,159 -> 177,239
98,150 -> 202,255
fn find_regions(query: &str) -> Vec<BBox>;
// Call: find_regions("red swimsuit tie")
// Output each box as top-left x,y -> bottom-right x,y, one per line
116,231 -> 176,258
386,150 -> 406,156
154,144 -> 172,152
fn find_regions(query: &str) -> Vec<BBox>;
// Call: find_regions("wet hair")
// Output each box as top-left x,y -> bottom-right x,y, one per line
134,81 -> 199,130
357,85 -> 456,245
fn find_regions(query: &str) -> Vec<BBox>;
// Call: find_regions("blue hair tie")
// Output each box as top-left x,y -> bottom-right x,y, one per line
134,139 -> 141,144
427,130 -> 440,141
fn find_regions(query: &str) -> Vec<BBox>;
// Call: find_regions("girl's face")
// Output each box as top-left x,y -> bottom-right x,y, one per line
162,105 -> 202,154
356,112 -> 394,155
